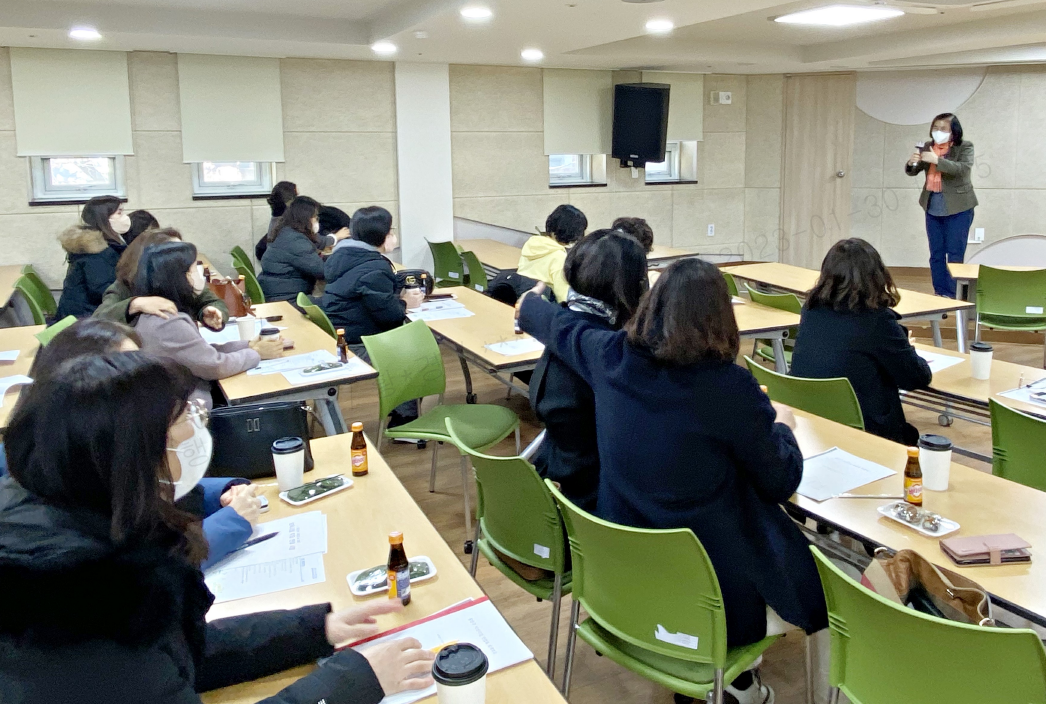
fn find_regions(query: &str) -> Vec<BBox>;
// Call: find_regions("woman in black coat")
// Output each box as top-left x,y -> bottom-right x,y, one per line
259,196 -> 327,303
0,353 -> 434,704
56,195 -> 130,319
790,238 -> 932,446
529,229 -> 648,512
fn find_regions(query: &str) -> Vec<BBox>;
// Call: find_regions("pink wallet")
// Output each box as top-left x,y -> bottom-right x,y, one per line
940,534 -> 1031,566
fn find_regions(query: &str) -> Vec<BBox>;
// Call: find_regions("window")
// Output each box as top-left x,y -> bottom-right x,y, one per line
29,156 -> 126,203
548,154 -> 607,187
191,161 -> 274,198
644,142 -> 681,183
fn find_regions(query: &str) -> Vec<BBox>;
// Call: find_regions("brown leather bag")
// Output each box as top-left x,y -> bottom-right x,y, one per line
208,278 -> 250,318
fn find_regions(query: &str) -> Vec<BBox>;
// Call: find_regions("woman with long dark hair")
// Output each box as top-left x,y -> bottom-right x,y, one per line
56,195 -> 131,319
0,353 -> 435,703
255,180 -> 297,260
124,209 -> 159,245
259,196 -> 327,303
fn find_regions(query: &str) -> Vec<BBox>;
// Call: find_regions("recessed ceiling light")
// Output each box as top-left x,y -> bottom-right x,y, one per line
521,48 -> 544,62
645,18 -> 674,33
460,5 -> 493,20
371,41 -> 398,55
69,27 -> 102,41
774,4 -> 904,26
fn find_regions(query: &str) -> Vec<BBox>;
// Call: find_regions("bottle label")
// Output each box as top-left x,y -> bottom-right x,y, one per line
904,478 -> 923,504
388,566 -> 410,600
351,450 -> 366,468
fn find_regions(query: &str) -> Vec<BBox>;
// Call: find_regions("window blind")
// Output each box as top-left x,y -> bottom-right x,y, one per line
642,71 -> 704,142
543,69 -> 613,156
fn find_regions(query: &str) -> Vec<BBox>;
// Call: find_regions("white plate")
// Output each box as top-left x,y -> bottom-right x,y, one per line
278,475 -> 353,506
877,502 -> 960,538
347,556 -> 438,596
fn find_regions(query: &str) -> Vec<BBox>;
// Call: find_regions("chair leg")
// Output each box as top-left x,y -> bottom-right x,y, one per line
514,426 -> 521,455
710,669 -> 725,704
562,598 -> 581,696
461,455 -> 473,549
546,573 -> 563,680
468,522 -> 481,576
828,687 -> 841,704
805,634 -> 814,704
506,374 -> 514,400
376,418 -> 386,450
429,440 -> 440,493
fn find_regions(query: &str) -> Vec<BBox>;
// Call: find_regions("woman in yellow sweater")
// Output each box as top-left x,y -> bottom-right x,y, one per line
516,204 -> 587,302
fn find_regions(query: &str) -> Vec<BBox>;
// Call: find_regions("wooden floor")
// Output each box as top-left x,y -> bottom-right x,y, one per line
328,267 -> 1042,704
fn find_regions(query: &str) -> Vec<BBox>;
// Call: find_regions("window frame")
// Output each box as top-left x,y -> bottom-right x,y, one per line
644,141 -> 681,183
548,154 -> 608,189
190,161 -> 275,200
28,156 -> 127,205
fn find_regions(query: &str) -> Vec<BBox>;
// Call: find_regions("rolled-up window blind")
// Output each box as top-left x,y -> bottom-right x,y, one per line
9,48 -> 133,156
177,54 -> 284,163
543,69 -> 612,155
642,71 -> 704,141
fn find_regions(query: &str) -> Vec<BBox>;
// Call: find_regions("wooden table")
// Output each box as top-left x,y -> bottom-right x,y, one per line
790,408 -> 1046,626
0,325 -> 42,430
459,239 -> 522,276
217,301 -> 377,434
646,244 -> 694,268
203,435 -> 564,704
726,262 -> 975,351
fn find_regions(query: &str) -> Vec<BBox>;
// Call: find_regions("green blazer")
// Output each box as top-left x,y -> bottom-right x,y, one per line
93,279 -> 230,327
905,140 -> 978,216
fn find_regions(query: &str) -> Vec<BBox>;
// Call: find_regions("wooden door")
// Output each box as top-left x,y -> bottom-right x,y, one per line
780,73 -> 856,269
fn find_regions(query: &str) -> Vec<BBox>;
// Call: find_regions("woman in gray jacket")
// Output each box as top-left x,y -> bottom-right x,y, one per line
259,196 -> 327,303
133,241 -> 283,408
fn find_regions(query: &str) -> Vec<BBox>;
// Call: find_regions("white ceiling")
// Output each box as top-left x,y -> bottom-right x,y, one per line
2,0 -> 1046,73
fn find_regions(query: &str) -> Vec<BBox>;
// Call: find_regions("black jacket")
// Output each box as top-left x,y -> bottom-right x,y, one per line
259,227 -> 326,303
55,225 -> 125,319
0,476 -> 385,704
520,296 -> 828,646
320,243 -> 406,344
790,306 -> 932,445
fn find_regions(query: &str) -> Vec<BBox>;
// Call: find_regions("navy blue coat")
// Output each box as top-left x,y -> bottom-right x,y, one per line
259,227 -> 326,303
55,226 -> 125,319
320,243 -> 405,344
520,296 -> 828,646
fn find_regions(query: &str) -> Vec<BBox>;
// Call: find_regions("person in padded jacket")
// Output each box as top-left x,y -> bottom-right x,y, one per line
0,353 -> 435,704
55,195 -> 130,319
259,196 -> 327,303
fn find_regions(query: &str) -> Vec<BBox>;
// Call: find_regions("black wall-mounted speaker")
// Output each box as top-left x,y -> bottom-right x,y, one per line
611,83 -> 670,168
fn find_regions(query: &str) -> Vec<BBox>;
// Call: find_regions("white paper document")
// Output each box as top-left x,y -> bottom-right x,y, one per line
0,350 -> 20,362
247,350 -> 337,375
282,354 -> 374,386
916,349 -> 965,373
205,554 -> 326,603
407,308 -> 475,322
998,380 -> 1046,408
200,321 -> 287,346
410,299 -> 465,313
798,447 -> 897,502
0,375 -> 32,405
484,337 -> 544,356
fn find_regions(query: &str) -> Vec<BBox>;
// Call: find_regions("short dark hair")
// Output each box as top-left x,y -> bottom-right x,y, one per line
931,112 -> 964,147
351,206 -> 393,248
564,229 -> 648,326
318,206 -> 351,237
626,258 -> 739,365
611,217 -> 654,253
5,353 -> 205,562
545,205 -> 587,246
267,181 -> 297,217
270,195 -> 320,243
125,210 -> 159,245
115,227 -> 182,289
133,241 -> 199,315
81,195 -> 124,245
807,238 -> 900,313
28,319 -> 140,383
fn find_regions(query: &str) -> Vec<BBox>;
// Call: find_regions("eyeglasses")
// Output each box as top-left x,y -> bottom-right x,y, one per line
180,399 -> 210,430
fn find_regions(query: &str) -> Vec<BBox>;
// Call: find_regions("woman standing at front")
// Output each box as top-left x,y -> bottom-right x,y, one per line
906,112 -> 978,298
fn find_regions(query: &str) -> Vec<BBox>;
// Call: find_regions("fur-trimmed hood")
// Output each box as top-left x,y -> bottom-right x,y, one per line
58,225 -> 117,256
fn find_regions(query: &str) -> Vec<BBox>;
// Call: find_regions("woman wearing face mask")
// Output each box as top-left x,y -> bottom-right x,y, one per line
0,354 -> 436,704
259,196 -> 328,304
55,195 -> 132,319
906,112 -> 978,298
132,241 -> 284,409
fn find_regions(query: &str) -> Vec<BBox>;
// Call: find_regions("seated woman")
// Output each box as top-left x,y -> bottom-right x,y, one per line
132,241 -> 283,408
93,227 -> 228,331
519,259 -> 827,704
125,209 -> 159,245
259,196 -> 327,303
530,229 -> 648,512
611,216 -> 654,254
790,238 -> 932,446
256,180 -> 298,261
516,204 -> 587,302
55,195 -> 130,319
0,353 -> 435,703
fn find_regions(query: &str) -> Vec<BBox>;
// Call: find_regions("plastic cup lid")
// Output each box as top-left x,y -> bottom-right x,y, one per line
918,434 -> 953,451
432,643 -> 488,686
970,342 -> 993,352
260,327 -> 280,336
271,436 -> 304,454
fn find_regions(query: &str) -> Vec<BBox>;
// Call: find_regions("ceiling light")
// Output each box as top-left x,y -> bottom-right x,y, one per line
460,5 -> 493,20
69,27 -> 102,41
774,4 -> 904,26
521,48 -> 544,62
371,41 -> 398,55
645,18 -> 674,33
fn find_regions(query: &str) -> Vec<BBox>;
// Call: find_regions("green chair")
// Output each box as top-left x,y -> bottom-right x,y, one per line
990,399 -> 1046,491
233,263 -> 266,305
362,321 -> 520,552
427,240 -> 468,288
34,315 -> 77,346
295,292 -> 338,340
721,269 -> 739,297
13,276 -> 47,325
230,246 -> 253,273
547,481 -> 780,700
445,419 -> 571,678
745,356 -> 865,431
460,250 -> 488,293
811,546 -> 1046,704
746,285 -> 801,369
975,266 -> 1046,365
20,266 -> 57,318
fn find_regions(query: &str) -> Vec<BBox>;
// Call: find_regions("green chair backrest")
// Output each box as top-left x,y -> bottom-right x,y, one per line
14,276 -> 46,325
35,315 -> 77,346
446,419 -> 567,573
811,546 -> 1046,704
976,266 -> 1046,322
427,240 -> 467,286
234,263 -> 266,305
19,268 -> 57,317
546,480 -> 729,668
362,320 -> 447,419
990,399 -> 1046,491
460,250 -> 488,293
721,270 -> 739,297
296,292 -> 337,339
230,246 -> 253,272
744,356 -> 865,430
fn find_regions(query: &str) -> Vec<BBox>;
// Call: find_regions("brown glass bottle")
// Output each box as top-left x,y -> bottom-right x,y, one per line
387,532 -> 411,605
237,275 -> 251,310
904,447 -> 923,507
336,328 -> 349,363
350,421 -> 368,477
198,260 -> 211,282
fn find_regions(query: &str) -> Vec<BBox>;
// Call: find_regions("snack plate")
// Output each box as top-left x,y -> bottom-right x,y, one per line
877,502 -> 960,538
347,556 -> 438,596
278,475 -> 353,507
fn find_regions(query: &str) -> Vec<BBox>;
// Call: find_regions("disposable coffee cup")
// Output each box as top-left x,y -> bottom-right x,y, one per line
969,341 -> 993,381
272,436 -> 306,492
237,316 -> 257,342
433,643 -> 488,704
259,326 -> 281,342
919,434 -> 953,492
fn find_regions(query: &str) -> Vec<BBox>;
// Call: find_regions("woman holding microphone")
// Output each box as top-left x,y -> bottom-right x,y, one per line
906,112 -> 978,298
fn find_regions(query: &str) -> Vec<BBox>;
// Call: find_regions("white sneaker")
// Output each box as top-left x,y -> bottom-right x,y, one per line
721,671 -> 774,704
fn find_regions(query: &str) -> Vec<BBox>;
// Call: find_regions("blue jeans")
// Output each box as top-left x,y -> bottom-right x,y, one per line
925,208 -> 975,298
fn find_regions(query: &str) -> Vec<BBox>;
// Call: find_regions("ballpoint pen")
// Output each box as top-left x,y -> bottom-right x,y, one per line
230,531 -> 279,553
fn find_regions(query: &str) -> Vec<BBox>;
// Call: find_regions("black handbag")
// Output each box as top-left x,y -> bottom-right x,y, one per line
395,269 -> 435,296
208,401 -> 315,479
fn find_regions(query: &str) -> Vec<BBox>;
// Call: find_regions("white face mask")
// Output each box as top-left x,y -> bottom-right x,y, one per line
110,212 -> 131,235
931,130 -> 951,145
189,267 -> 206,294
165,423 -> 213,501
312,220 -> 320,234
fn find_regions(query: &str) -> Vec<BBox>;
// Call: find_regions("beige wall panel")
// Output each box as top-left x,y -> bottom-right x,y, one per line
964,188 -> 1014,261
449,65 -> 543,133
702,132 -> 746,189
703,75 -> 747,133
134,131 -> 196,209
0,49 -> 17,132
128,51 -> 181,132
673,187 -> 745,248
564,191 -> 612,235
281,59 -> 395,133
957,69 -> 1018,190
1015,69 -> 1046,189
609,190 -> 674,244
744,188 -> 781,262
454,194 -> 563,235
0,132 -> 34,215
452,131 -> 548,198
7,209 -> 86,286
745,74 -> 783,189
1011,189 -> 1046,236
878,189 -> 930,266
284,132 -> 398,204
851,109 -> 885,189
150,205 -> 254,269
849,188 -> 885,251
